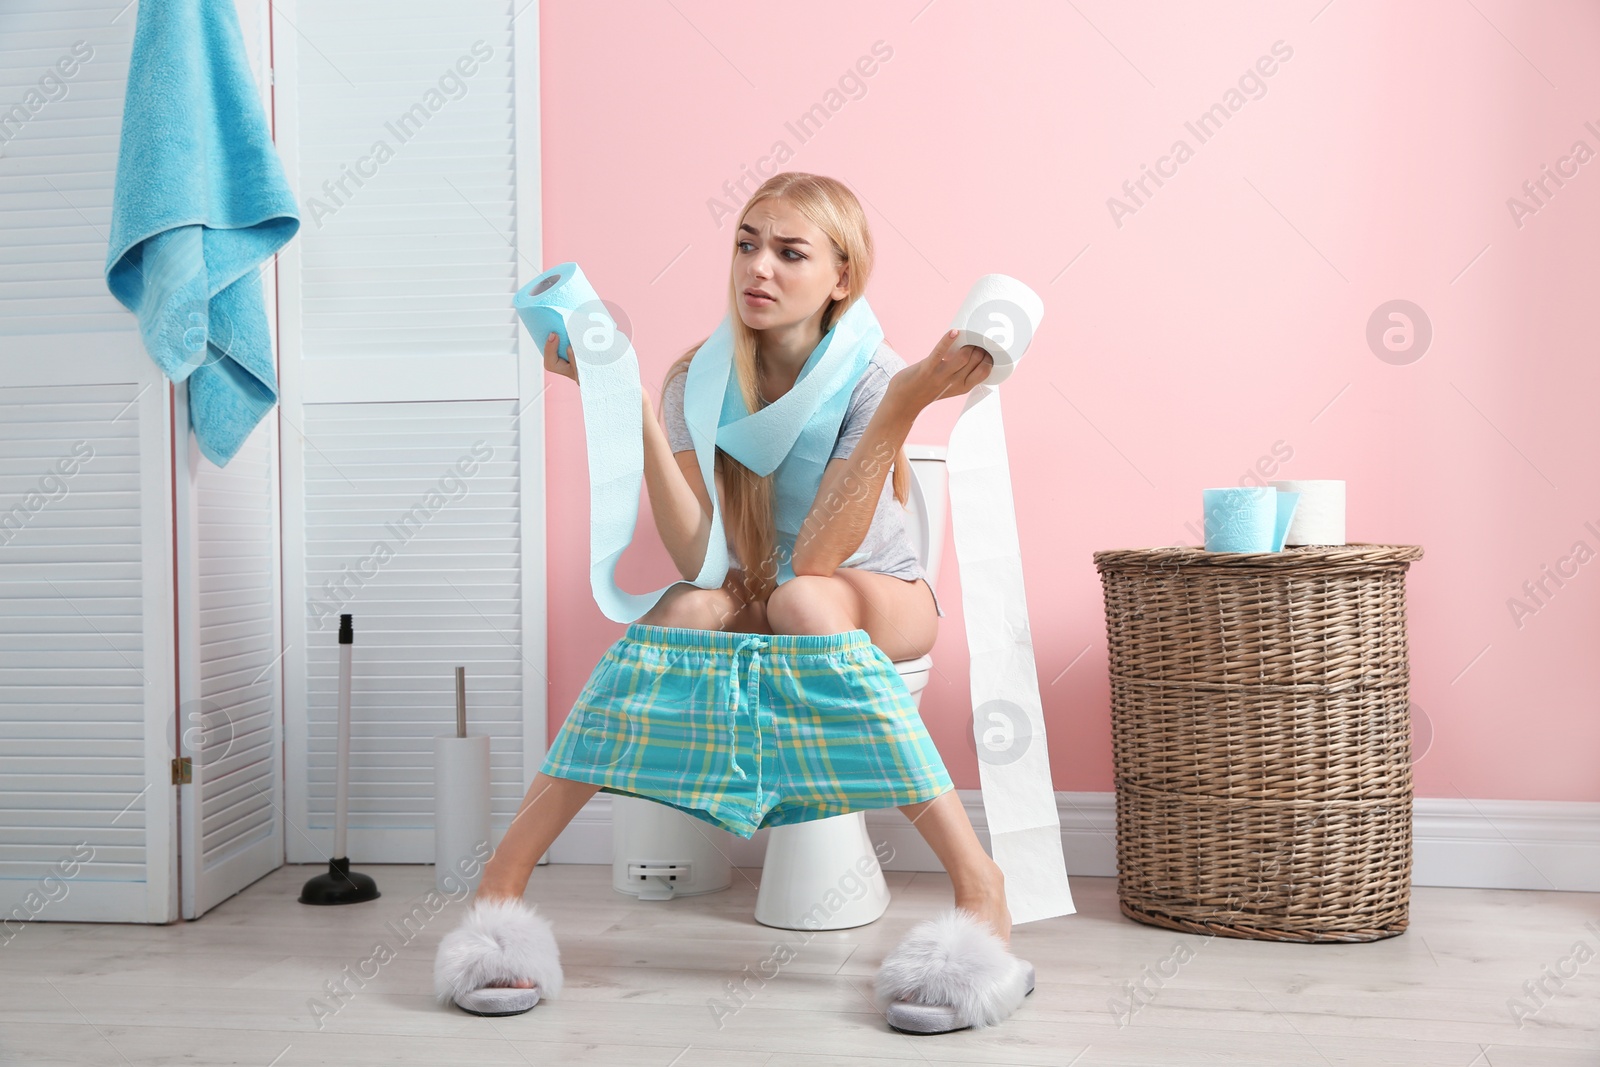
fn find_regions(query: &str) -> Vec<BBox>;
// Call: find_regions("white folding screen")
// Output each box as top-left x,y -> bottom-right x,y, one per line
0,1 -> 177,923
0,0 -> 284,925
273,0 -> 546,863
0,0 -> 542,918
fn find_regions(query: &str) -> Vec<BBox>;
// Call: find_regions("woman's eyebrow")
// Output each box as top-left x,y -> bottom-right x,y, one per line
738,223 -> 810,246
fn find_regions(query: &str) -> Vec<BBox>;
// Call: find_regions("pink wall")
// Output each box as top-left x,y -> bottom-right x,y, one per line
540,1 -> 1600,802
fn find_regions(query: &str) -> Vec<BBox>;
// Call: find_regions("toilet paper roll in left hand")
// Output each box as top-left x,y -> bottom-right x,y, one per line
434,734 -> 491,893
513,261 -> 727,623
514,262 -> 634,367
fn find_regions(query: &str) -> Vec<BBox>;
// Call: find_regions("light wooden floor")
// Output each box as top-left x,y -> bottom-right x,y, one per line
5,863 -> 1598,1066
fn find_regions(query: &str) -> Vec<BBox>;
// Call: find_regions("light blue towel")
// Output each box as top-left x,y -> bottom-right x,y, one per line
104,0 -> 299,467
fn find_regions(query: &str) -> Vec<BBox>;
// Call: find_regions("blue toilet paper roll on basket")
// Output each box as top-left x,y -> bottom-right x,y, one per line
1202,486 -> 1300,553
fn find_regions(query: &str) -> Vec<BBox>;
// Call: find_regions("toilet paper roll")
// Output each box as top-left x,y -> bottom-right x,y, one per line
946,274 -> 1076,924
1203,486 -> 1277,552
1270,479 -> 1346,545
433,734 -> 491,894
946,273 -> 1044,388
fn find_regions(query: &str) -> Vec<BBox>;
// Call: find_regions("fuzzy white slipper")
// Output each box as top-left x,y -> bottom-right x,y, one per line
433,897 -> 564,1017
874,906 -> 1034,1034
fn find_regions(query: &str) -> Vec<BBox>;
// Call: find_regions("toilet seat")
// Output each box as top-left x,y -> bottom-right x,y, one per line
895,653 -> 933,696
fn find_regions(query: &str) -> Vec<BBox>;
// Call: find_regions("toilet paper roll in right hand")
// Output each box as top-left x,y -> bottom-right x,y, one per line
1270,479 -> 1346,545
947,274 -> 1044,387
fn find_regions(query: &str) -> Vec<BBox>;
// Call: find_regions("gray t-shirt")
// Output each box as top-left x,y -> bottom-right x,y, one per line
661,341 -> 945,617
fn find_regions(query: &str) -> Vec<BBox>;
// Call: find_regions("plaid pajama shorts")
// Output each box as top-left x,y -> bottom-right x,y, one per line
539,623 -> 954,839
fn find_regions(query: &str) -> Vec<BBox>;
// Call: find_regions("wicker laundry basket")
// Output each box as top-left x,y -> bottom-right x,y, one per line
1092,543 -> 1424,943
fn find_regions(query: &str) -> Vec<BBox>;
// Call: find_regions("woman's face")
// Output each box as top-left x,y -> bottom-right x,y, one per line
734,198 -> 848,332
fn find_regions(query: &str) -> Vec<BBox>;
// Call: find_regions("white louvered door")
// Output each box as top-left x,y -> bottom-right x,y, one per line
273,1 -> 547,864
0,373 -> 175,924
0,0 -> 177,922
174,398 -> 284,919
168,0 -> 285,922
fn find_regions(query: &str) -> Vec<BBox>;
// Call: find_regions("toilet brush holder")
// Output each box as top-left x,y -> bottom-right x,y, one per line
433,734 -> 491,893
434,666 -> 492,893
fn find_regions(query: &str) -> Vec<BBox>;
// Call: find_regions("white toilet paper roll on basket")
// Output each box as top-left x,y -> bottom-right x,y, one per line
1269,479 -> 1346,545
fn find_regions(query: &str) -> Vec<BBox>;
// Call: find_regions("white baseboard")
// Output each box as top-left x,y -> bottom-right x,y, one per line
544,791 -> 1600,892
1411,797 -> 1600,891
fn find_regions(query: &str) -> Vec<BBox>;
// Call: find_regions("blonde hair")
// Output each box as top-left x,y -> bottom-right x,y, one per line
660,171 -> 910,608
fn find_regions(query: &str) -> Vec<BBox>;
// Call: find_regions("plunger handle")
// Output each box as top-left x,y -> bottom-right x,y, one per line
335,614 -> 353,860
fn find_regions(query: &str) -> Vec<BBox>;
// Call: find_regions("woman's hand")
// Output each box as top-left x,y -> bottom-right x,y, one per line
543,331 -> 579,384
887,329 -> 994,414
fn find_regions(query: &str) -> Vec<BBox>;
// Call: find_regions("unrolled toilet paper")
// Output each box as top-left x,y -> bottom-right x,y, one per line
1270,479 -> 1346,545
946,274 -> 1075,925
434,734 -> 490,893
514,263 -> 733,623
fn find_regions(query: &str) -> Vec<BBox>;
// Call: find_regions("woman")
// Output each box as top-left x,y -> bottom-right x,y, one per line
434,172 -> 1032,1034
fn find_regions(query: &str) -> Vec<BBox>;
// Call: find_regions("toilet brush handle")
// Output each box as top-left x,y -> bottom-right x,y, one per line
335,616 -> 353,860
455,667 -> 467,739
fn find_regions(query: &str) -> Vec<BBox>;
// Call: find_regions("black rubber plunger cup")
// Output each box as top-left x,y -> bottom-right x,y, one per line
300,614 -> 380,905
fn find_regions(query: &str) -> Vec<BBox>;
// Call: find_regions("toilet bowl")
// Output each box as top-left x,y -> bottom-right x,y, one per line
753,445 -> 949,930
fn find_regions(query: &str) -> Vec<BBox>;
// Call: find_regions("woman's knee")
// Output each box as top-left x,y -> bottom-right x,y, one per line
765,575 -> 854,635
640,584 -> 742,631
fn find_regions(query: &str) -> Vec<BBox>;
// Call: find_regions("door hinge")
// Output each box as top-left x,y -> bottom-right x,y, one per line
172,757 -> 192,785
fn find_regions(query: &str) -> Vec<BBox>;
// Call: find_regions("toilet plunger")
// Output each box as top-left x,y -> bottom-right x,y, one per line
300,613 -> 381,905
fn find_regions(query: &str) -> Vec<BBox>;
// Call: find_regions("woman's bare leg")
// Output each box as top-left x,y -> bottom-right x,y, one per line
769,569 -> 937,662
471,772 -> 599,988
899,790 -> 1010,945
475,772 -> 600,905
